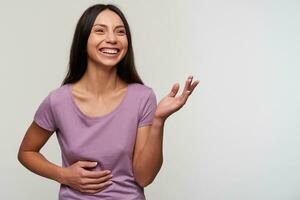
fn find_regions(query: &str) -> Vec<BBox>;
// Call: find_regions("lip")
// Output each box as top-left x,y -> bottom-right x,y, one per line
98,48 -> 120,57
99,47 -> 120,52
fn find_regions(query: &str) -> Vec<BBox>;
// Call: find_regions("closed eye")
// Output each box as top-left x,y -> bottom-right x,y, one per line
95,29 -> 104,33
117,30 -> 126,35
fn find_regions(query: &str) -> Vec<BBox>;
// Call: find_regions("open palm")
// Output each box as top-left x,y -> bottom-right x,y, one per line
155,75 -> 200,121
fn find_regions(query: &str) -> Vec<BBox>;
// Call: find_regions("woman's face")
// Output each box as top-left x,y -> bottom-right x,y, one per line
87,9 -> 128,68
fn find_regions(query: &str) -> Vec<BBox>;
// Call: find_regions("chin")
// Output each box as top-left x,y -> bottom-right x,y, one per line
99,56 -> 125,67
98,59 -> 121,68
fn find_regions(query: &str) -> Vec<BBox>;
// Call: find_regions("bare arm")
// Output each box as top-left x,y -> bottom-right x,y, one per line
17,121 -> 64,183
18,122 -> 112,193
133,75 -> 199,187
133,118 -> 165,187
18,121 -> 113,194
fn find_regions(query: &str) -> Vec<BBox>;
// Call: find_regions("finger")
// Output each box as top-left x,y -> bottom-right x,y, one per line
182,75 -> 193,96
83,169 -> 111,178
180,78 -> 198,104
77,161 -> 98,168
82,174 -> 113,185
82,180 -> 113,191
82,185 -> 107,194
168,83 -> 180,97
189,80 -> 200,95
183,75 -> 192,92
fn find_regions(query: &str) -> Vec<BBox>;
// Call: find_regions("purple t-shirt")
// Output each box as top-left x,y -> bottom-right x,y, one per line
33,83 -> 157,200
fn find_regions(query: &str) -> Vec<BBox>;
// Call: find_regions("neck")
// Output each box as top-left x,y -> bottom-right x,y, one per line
76,61 -> 125,98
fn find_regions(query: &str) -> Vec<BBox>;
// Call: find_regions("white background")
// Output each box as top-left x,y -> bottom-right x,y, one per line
1,0 -> 299,199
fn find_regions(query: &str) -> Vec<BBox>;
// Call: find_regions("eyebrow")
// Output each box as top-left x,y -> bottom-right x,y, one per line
93,24 -> 125,29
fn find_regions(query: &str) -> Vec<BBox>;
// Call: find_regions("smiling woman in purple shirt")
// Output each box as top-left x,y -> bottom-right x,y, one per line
17,3 -> 199,200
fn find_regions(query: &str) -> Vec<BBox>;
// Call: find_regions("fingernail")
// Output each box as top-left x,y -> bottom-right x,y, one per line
106,170 -> 111,173
93,162 -> 97,166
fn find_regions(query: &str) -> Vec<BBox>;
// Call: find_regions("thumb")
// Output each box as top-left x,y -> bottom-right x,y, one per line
77,161 -> 98,168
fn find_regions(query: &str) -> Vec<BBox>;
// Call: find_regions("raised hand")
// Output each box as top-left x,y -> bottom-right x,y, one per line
60,161 -> 113,194
154,75 -> 199,121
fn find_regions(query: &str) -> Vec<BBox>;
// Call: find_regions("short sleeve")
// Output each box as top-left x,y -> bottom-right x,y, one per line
138,89 -> 157,128
33,92 -> 57,132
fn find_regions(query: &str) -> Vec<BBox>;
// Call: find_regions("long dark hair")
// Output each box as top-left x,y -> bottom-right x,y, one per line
60,4 -> 144,86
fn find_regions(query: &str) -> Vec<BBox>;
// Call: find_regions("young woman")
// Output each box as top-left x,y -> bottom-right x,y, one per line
18,4 -> 199,200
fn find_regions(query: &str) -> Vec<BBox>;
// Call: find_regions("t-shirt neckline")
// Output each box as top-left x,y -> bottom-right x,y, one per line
67,83 -> 131,120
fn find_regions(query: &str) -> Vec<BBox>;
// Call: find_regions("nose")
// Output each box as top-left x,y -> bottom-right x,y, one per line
105,31 -> 117,44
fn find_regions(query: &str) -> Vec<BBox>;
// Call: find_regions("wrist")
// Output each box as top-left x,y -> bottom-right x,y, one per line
153,116 -> 166,125
56,167 -> 66,184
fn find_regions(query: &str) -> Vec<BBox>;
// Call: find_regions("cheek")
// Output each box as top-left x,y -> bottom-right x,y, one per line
88,33 -> 103,46
121,38 -> 128,52
87,37 -> 97,48
86,43 -> 94,57
87,37 -> 101,55
86,38 -> 94,52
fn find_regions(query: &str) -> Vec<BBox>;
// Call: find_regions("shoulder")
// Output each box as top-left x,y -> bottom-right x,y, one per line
129,83 -> 155,98
129,83 -> 157,111
47,84 -> 70,106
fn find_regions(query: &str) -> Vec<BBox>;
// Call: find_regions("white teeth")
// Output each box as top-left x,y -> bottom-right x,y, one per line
100,48 -> 119,54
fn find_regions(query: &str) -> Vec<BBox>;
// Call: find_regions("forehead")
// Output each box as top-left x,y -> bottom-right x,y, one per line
93,9 -> 124,27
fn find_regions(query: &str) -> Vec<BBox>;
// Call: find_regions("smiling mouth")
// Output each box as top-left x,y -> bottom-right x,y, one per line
99,48 -> 120,56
